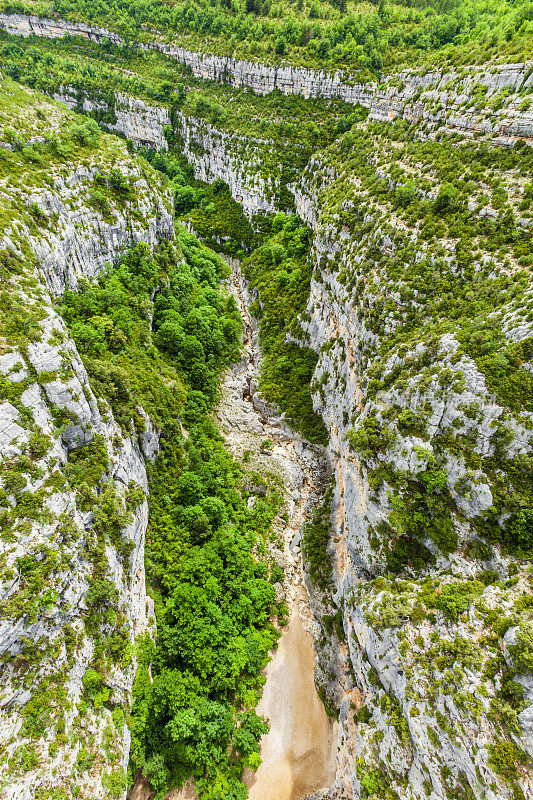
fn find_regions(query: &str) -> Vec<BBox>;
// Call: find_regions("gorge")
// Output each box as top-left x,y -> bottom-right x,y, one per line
0,3 -> 533,800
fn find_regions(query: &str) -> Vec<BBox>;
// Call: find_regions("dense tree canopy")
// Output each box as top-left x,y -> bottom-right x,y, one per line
5,0 -> 532,75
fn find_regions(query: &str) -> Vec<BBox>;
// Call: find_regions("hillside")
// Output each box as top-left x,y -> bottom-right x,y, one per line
2,0 -> 533,74
0,4 -> 532,800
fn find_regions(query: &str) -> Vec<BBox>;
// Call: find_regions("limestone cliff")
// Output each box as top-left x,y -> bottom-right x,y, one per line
296,124 -> 533,800
54,88 -> 277,214
1,13 -> 533,800
1,12 -> 532,146
0,79 -> 172,799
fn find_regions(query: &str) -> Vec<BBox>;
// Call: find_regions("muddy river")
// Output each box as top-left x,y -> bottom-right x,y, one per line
129,261 -> 337,800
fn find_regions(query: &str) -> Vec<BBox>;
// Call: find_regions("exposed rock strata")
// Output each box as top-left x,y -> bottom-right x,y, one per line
0,308 -> 156,800
1,15 -> 533,800
176,116 -> 277,214
293,147 -> 533,799
0,101 -> 172,798
1,13 -> 532,144
55,90 -> 171,151
54,88 -> 277,214
26,154 -> 173,294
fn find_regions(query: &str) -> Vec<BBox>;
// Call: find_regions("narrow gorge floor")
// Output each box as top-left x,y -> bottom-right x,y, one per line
220,262 -> 338,800
247,599 -> 338,800
129,262 -> 337,800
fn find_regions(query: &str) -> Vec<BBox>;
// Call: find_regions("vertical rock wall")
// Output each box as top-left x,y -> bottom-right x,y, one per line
0,90 -> 172,799
1,13 -> 532,144
294,134 -> 533,800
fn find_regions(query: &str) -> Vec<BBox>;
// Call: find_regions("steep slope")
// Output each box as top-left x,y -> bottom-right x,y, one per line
294,121 -> 533,800
1,14 -> 532,147
1,6 -> 533,800
1,0 -> 533,75
0,71 -> 316,800
0,78 -> 172,798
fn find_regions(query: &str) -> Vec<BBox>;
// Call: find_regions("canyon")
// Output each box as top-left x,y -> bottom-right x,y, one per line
0,11 -> 532,800
217,263 -> 337,800
1,11 -> 533,146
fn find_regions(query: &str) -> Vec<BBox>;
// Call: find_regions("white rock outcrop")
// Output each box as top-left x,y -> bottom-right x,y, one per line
0,112 -> 172,797
1,13 -> 532,145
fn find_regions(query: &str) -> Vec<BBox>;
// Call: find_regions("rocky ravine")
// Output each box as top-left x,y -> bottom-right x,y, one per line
217,262 -> 338,800
2,25 -> 533,800
53,88 -> 278,215
1,12 -> 533,146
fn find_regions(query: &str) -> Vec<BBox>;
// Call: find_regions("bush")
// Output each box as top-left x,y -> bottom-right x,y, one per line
345,417 -> 396,459
433,183 -> 460,213
506,508 -> 533,551
488,740 -> 525,782
509,623 -> 533,673
302,487 -> 333,591
70,117 -> 101,148
422,580 -> 483,620
85,578 -> 119,608
396,181 -> 417,208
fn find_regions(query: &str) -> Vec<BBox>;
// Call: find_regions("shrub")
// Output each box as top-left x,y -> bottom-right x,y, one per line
345,417 -> 396,459
70,117 -> 101,148
433,183 -> 461,213
302,487 -> 333,591
487,740 -> 525,782
422,580 -> 483,620
85,578 -> 119,609
396,181 -> 417,207
506,508 -> 533,551
509,623 -> 533,673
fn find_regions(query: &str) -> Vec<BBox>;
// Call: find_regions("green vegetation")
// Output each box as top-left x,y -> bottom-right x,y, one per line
488,740 -> 527,783
422,580 -> 484,620
137,149 -> 328,446
58,237 -> 288,798
312,119 -> 533,567
3,7 -> 533,797
59,235 -> 240,429
7,0 -> 533,75
345,415 -> 396,458
0,28 -> 368,211
509,623 -> 533,673
302,484 -> 334,591
133,416 -> 284,797
139,148 -> 258,257
244,212 -> 328,443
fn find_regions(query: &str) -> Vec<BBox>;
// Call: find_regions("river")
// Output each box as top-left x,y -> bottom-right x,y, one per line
129,261 -> 337,800
221,262 -> 338,800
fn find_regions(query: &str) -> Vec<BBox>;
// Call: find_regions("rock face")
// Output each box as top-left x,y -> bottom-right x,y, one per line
25,151 -> 172,295
293,128 -> 533,799
1,15 -> 533,800
0,85 -> 172,799
0,308 -> 155,800
1,13 -> 532,145
55,89 -> 171,151
0,11 -> 123,45
54,88 -> 277,214
175,114 -> 277,215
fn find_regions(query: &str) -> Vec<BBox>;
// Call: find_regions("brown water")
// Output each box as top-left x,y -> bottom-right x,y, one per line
246,597 -> 337,800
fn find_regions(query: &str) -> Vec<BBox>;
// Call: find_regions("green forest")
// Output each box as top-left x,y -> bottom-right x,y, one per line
0,0 -> 533,795
3,0 -> 533,74
59,236 -> 287,798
